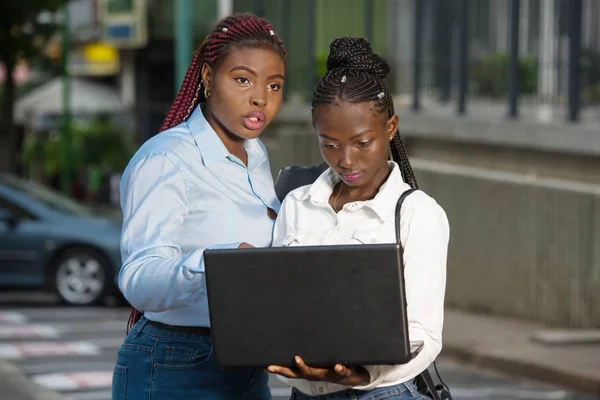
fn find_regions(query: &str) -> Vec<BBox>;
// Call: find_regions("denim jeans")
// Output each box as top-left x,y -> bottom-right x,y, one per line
112,317 -> 271,400
290,382 -> 427,400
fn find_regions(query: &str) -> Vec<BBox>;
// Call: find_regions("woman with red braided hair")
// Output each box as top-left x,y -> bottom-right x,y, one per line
112,13 -> 286,399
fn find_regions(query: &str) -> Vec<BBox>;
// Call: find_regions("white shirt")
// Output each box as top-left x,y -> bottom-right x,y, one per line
272,162 -> 449,396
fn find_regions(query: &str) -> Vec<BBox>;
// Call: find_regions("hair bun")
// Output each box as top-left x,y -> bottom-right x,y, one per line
326,37 -> 390,79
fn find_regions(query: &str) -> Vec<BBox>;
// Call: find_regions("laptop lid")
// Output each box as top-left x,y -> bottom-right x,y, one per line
204,244 -> 412,368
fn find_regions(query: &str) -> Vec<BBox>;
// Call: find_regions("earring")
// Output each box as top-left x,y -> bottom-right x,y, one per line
204,85 -> 211,99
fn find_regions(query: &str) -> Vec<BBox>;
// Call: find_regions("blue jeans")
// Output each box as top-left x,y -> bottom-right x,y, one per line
112,317 -> 271,400
290,382 -> 427,400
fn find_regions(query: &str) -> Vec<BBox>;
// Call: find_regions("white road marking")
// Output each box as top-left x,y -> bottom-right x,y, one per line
0,311 -> 28,324
32,371 -> 113,391
0,341 -> 100,359
0,325 -> 59,339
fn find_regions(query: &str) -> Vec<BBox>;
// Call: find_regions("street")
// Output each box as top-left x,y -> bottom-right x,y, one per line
0,292 -> 597,400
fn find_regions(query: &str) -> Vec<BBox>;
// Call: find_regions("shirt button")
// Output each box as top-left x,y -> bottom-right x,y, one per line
370,238 -> 377,243
319,386 -> 324,393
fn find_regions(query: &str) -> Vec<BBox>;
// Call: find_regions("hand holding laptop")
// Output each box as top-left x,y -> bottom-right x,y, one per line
267,355 -> 370,386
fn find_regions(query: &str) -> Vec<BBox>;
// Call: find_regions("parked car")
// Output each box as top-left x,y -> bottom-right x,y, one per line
0,173 -> 122,306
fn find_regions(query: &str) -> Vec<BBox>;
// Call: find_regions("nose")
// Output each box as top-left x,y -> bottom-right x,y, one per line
338,146 -> 355,170
250,87 -> 267,108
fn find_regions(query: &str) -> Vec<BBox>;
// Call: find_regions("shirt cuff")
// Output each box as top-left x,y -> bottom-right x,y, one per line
183,242 -> 243,273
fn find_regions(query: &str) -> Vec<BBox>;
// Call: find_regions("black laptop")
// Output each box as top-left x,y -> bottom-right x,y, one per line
204,244 -> 421,369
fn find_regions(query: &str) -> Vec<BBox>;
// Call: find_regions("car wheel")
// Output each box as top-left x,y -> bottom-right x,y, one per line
52,248 -> 111,306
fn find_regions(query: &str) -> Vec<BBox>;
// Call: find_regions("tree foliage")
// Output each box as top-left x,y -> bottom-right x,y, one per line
0,0 -> 67,173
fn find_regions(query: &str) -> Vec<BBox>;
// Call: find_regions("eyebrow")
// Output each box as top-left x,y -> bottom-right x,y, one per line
229,66 -> 284,81
319,130 -> 374,141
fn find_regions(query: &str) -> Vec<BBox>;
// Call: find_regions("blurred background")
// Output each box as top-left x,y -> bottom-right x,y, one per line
0,1 -> 599,399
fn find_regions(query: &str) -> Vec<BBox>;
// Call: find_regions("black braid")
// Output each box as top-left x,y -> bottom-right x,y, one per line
312,37 -> 418,189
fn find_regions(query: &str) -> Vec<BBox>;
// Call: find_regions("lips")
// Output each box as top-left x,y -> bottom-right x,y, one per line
242,112 -> 266,131
341,172 -> 362,182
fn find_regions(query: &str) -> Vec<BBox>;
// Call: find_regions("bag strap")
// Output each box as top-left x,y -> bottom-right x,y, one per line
394,188 -> 445,400
394,188 -> 417,245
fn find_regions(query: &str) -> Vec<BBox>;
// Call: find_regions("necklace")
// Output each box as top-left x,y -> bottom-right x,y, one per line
333,183 -> 344,213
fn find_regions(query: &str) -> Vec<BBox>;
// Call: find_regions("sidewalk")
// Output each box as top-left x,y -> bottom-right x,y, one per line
0,361 -> 64,400
1,309 -> 599,399
441,309 -> 600,397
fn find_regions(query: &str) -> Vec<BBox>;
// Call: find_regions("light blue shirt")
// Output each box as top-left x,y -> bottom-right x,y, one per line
118,105 -> 279,327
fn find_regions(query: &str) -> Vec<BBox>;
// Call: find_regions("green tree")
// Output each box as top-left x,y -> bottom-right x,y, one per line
0,0 -> 67,174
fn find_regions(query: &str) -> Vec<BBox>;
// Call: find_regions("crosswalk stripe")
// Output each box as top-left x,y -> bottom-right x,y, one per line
33,371 -> 113,391
0,325 -> 59,339
0,341 -> 101,359
0,311 -> 28,324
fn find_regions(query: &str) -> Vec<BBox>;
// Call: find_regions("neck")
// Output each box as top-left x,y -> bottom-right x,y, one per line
202,102 -> 247,162
343,163 -> 392,202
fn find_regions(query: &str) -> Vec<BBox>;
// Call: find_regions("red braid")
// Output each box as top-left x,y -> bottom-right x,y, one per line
126,13 -> 287,334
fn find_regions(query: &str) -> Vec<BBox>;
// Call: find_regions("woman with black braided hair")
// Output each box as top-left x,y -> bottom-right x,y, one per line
269,37 -> 449,399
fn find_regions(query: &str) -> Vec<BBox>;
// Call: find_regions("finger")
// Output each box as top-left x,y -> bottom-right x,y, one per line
267,365 -> 299,379
294,356 -> 327,378
334,364 -> 352,377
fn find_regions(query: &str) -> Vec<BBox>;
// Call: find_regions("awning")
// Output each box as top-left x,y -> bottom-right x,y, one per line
14,77 -> 125,125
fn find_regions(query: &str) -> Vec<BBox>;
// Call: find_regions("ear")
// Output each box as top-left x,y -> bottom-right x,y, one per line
386,114 -> 399,141
201,63 -> 213,90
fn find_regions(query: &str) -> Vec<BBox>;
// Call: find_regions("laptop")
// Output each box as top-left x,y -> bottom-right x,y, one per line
204,244 -> 422,369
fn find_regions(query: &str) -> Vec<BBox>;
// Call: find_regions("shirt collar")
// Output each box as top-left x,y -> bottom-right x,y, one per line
301,161 -> 411,221
186,104 -> 267,168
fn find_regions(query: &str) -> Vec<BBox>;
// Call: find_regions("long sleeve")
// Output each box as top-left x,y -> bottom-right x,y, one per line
352,200 -> 450,390
118,152 -> 241,313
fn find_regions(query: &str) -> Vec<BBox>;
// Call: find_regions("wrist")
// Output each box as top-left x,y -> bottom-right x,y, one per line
355,367 -> 371,385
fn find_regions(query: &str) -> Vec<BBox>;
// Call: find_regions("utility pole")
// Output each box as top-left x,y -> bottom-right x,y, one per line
218,0 -> 233,20
175,0 -> 193,93
60,5 -> 72,195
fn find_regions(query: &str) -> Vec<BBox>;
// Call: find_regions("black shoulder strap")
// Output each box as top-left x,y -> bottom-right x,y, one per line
395,188 -> 417,246
395,188 -> 448,400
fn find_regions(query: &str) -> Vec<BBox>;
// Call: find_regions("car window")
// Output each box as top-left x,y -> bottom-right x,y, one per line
0,196 -> 34,220
0,175 -> 92,217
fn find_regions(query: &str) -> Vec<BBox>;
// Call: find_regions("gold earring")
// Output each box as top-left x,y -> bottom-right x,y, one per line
204,85 -> 211,99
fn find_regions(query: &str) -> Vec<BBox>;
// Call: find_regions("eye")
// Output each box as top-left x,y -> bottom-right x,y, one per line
235,77 -> 250,85
322,143 -> 339,150
268,83 -> 281,91
358,140 -> 372,147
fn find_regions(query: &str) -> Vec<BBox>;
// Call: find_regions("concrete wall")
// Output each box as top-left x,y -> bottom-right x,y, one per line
263,102 -> 600,328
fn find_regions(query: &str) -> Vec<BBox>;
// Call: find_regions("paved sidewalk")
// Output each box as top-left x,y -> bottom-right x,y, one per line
0,361 -> 64,400
441,309 -> 600,397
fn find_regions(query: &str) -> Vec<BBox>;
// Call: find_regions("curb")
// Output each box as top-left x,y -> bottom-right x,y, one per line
441,344 -> 600,397
0,361 -> 65,400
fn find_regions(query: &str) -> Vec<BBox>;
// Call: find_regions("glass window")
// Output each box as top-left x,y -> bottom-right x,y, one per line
0,175 -> 92,217
107,0 -> 134,14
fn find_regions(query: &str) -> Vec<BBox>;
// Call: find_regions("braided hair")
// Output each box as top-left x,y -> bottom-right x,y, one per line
312,37 -> 418,189
127,14 -> 287,333
159,13 -> 287,132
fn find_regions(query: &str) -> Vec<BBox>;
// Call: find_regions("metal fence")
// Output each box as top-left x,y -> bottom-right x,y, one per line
233,0 -> 600,124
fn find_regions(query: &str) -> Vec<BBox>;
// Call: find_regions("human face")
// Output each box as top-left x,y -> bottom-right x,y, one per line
202,46 -> 285,143
314,101 -> 398,192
